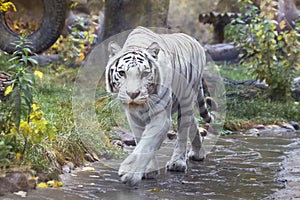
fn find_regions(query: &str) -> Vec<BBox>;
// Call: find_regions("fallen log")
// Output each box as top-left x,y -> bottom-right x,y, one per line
204,43 -> 240,62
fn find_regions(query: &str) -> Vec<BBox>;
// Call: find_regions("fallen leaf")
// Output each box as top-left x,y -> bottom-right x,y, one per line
147,188 -> 159,192
14,191 -> 27,198
82,166 -> 95,172
102,163 -> 109,167
37,182 -> 48,188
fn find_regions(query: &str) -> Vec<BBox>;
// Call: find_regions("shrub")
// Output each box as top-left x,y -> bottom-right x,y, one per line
0,35 -> 56,167
225,0 -> 300,101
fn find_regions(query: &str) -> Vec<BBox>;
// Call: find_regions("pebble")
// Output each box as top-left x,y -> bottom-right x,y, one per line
62,165 -> 71,174
167,130 -> 177,140
111,140 -> 124,147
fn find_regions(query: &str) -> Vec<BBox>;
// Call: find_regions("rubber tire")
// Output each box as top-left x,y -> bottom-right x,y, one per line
0,0 -> 66,54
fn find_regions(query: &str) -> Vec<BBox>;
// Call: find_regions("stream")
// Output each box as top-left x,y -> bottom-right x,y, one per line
4,132 -> 300,200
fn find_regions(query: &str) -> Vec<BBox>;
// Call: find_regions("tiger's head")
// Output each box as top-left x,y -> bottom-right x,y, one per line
106,42 -> 161,108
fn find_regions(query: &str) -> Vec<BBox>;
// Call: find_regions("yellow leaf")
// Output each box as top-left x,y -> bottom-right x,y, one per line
37,182 -> 48,188
104,136 -> 111,148
279,20 -> 286,30
82,166 -> 95,172
148,188 -> 159,192
298,63 -> 300,69
79,53 -> 85,61
47,180 -> 62,188
4,84 -> 13,96
19,120 -> 31,138
56,181 -> 63,187
250,178 -> 256,181
31,103 -> 38,111
47,180 -> 55,187
34,70 -> 43,79
102,163 -> 109,167
16,153 -> 21,161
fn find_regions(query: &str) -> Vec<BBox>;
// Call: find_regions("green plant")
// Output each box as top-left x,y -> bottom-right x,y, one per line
225,0 -> 300,101
0,139 -> 13,165
49,15 -> 97,66
1,35 -> 56,165
6,35 -> 37,129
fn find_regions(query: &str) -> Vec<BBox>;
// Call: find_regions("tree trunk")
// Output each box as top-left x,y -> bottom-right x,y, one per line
101,0 -> 169,42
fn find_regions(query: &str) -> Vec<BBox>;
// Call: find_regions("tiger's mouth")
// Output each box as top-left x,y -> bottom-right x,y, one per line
124,99 -> 147,108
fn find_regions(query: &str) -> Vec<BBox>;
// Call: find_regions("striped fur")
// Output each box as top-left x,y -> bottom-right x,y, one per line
105,26 -> 215,186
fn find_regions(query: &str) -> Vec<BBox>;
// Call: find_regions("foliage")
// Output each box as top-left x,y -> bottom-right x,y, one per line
220,64 -> 300,131
0,0 -> 16,12
225,0 -> 300,101
0,139 -> 13,164
5,35 -> 37,129
0,35 -> 56,168
48,15 -> 97,66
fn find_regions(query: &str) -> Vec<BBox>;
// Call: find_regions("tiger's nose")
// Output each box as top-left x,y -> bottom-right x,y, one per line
126,91 -> 140,99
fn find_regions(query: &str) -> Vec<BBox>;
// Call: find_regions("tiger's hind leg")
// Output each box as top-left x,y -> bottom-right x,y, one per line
188,117 -> 205,161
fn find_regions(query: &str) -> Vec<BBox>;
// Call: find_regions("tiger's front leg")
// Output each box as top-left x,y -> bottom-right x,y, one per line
118,111 -> 171,186
166,112 -> 192,172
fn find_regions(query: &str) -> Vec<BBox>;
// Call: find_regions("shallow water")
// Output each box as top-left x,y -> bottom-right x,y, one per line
5,133 -> 300,200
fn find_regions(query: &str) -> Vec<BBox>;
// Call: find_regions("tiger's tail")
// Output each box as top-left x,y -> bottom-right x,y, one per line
197,89 -> 217,124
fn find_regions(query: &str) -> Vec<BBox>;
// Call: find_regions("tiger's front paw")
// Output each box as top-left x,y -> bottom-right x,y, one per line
118,153 -> 150,186
166,158 -> 187,172
119,170 -> 143,187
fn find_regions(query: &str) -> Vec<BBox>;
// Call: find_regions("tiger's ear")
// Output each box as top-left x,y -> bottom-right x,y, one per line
108,41 -> 121,57
146,42 -> 160,60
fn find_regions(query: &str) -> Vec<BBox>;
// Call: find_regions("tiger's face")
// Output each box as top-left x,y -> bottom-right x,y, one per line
106,42 -> 160,108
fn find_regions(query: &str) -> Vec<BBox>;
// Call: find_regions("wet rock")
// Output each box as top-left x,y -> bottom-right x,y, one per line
62,165 -> 71,174
38,170 -> 60,183
62,162 -> 75,174
290,121 -> 299,130
67,162 -> 75,170
281,123 -> 296,132
246,128 -> 260,135
0,172 -> 36,195
112,129 -> 136,146
111,140 -> 124,147
121,133 -> 136,146
0,176 -> 18,195
167,130 -> 177,140
253,124 -> 266,130
246,123 -> 297,135
266,124 -> 281,129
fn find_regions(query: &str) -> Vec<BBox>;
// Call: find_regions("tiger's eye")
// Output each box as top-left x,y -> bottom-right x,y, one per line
119,70 -> 126,77
141,71 -> 150,78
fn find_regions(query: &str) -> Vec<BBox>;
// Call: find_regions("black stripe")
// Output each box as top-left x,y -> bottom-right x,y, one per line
198,99 -> 205,107
200,109 -> 208,118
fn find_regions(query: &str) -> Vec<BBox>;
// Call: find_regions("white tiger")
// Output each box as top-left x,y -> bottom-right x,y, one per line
105,26 -> 215,186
